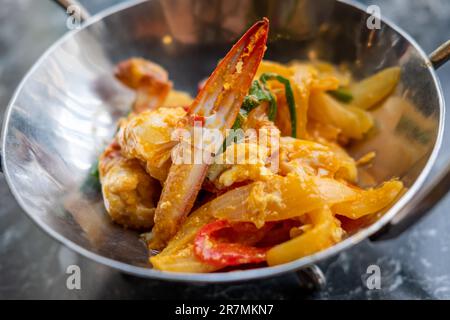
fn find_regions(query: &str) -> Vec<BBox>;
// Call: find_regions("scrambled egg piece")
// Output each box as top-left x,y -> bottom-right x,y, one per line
279,137 -> 357,182
215,143 -> 273,188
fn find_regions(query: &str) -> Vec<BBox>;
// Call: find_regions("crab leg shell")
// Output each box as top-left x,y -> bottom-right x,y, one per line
149,19 -> 269,249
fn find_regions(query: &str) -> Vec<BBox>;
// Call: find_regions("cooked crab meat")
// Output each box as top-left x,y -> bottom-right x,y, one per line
117,106 -> 187,182
99,141 -> 161,230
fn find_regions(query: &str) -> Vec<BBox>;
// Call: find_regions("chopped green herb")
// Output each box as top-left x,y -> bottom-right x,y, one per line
226,72 -> 298,151
265,92 -> 277,123
231,109 -> 247,130
90,160 -> 100,179
81,159 -> 101,195
242,80 -> 274,114
260,73 -> 297,138
328,88 -> 354,103
242,95 -> 260,112
223,110 -> 246,152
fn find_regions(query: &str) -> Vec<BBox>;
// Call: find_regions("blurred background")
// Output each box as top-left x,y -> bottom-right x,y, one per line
0,0 -> 449,299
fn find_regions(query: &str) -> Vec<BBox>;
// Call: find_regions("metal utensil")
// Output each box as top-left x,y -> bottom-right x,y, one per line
1,0 -> 449,283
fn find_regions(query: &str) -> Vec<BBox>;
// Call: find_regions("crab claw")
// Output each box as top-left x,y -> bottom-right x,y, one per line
149,19 -> 269,250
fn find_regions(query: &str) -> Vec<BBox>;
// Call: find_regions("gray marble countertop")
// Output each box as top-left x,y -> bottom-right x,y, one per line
0,0 -> 449,299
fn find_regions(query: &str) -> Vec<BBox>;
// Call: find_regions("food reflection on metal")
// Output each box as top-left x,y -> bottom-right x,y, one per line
64,191 -> 149,266
160,0 -> 253,44
115,58 -> 173,113
160,0 -> 334,44
350,96 -> 435,187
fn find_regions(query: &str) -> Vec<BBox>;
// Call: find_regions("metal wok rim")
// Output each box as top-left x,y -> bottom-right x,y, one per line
1,0 -> 445,283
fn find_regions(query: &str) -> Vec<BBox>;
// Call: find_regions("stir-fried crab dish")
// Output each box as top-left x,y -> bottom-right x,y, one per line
96,19 -> 404,272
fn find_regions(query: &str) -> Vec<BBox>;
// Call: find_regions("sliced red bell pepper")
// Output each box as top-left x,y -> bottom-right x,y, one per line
193,220 -> 270,267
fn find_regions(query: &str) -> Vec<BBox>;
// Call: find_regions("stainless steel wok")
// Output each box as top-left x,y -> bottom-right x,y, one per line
1,0 -> 449,283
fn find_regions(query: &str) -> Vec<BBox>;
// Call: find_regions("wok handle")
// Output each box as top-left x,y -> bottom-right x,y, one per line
371,40 -> 450,241
430,40 -> 450,69
52,0 -> 91,22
